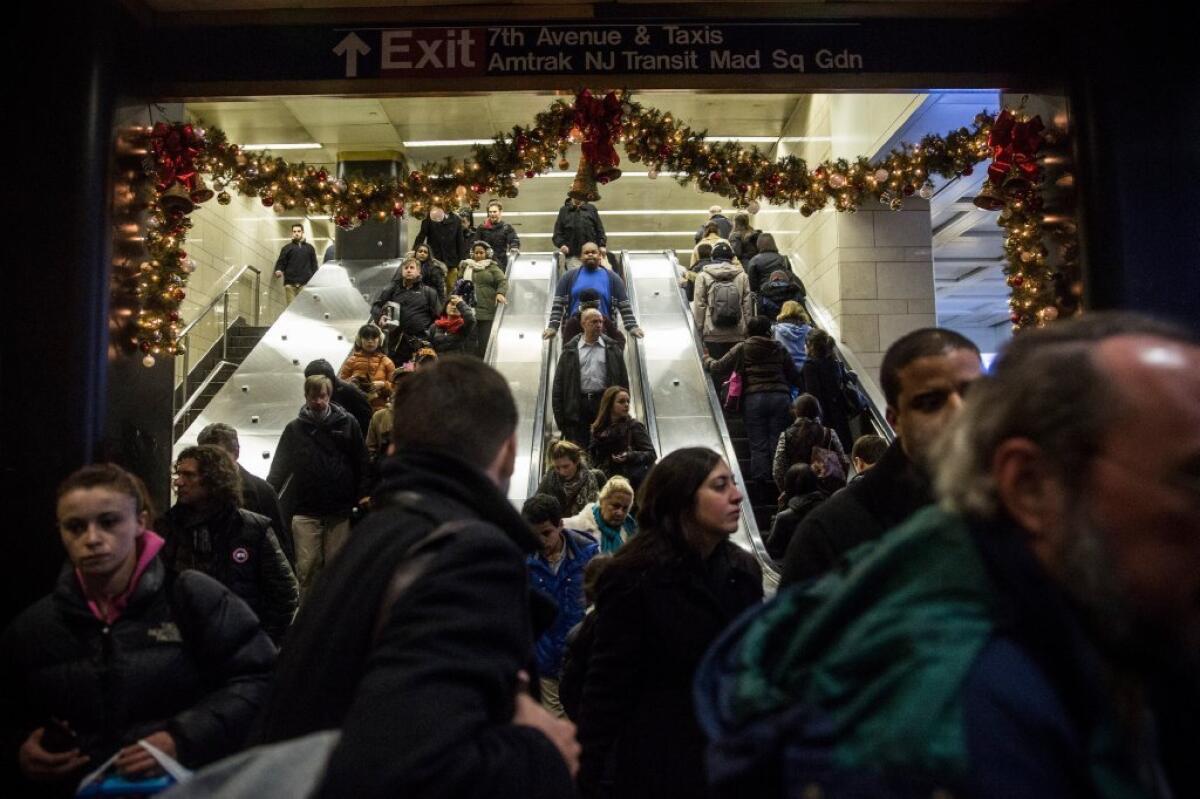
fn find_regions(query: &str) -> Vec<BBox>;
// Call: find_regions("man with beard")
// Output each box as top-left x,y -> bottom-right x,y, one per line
543,242 -> 643,342
697,312 -> 1200,798
780,327 -> 982,584
163,445 -> 298,642
258,356 -> 579,799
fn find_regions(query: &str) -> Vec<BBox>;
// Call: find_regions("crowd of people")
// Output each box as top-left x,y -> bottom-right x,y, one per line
4,197 -> 1197,799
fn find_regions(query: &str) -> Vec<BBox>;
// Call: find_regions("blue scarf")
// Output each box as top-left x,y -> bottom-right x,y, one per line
591,504 -> 631,553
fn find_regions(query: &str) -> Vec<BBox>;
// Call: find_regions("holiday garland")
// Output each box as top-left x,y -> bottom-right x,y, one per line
111,90 -> 1078,364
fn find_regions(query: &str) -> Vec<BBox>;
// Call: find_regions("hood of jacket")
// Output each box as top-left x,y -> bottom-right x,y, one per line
702,261 -> 744,281
774,322 -> 812,346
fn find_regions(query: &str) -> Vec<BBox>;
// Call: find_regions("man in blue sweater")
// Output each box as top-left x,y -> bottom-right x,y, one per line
542,242 -> 643,341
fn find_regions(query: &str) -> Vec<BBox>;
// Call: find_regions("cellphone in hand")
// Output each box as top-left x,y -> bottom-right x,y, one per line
40,718 -> 79,753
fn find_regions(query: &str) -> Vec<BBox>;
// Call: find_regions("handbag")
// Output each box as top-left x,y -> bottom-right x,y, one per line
720,347 -> 745,413
810,428 -> 847,485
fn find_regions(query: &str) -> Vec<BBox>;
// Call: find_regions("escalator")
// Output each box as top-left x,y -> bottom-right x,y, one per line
620,250 -> 780,588
482,253 -> 560,507
172,261 -> 386,479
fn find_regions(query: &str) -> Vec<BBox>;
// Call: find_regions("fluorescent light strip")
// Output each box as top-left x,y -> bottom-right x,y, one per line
519,232 -> 698,238
403,139 -> 494,147
240,143 -> 322,151
503,209 -> 718,217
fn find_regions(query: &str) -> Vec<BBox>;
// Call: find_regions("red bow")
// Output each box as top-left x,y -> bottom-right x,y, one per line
986,109 -> 1045,187
150,122 -> 204,192
573,90 -> 624,170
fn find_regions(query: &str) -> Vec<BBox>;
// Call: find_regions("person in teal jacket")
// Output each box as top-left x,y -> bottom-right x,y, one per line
695,312 -> 1200,799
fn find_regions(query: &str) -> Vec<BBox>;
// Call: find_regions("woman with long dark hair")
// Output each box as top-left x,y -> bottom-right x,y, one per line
577,448 -> 763,799
587,386 -> 656,490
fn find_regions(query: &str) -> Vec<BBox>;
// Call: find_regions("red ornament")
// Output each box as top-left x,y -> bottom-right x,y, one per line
470,183 -> 483,193
169,311 -> 181,321
356,209 -> 369,220
524,170 -> 536,179
961,165 -> 974,177
1012,275 -> 1024,287
1010,313 -> 1021,324
392,204 -> 405,217
177,250 -> 187,260
708,172 -> 724,184
658,145 -> 672,159
410,171 -> 422,182
140,341 -> 153,353
335,215 -> 351,227
261,195 -> 275,207
903,185 -> 915,196
317,169 -> 328,181
172,289 -> 186,302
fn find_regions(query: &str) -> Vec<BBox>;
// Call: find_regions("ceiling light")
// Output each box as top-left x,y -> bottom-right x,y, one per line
240,142 -> 322,151
402,139 -> 494,147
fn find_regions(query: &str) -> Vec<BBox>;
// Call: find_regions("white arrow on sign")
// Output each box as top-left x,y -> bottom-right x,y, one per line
333,32 -> 371,78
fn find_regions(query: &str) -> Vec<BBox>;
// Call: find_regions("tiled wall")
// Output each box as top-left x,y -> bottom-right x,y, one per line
174,194 -> 292,386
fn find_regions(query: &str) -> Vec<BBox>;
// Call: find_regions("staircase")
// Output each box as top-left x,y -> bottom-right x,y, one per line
173,322 -> 270,441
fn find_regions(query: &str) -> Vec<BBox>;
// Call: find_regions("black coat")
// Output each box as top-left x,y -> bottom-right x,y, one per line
274,240 -> 319,285
305,358 -> 374,436
430,301 -> 477,354
0,556 -> 276,789
708,336 -> 804,396
745,251 -> 789,293
552,334 -> 629,435
161,504 -> 299,643
577,542 -> 763,799
257,449 -> 574,799
558,612 -> 596,722
801,354 -> 853,452
765,491 -> 829,561
414,215 -> 468,267
477,220 -> 520,268
239,465 -> 290,564
553,202 -> 607,256
587,419 -> 656,485
729,229 -> 759,262
780,441 -> 933,586
371,280 -> 441,337
267,404 -> 369,517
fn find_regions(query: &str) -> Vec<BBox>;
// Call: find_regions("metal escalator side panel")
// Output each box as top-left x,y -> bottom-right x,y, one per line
618,251 -> 661,454
480,253 -> 558,507
172,263 -> 374,481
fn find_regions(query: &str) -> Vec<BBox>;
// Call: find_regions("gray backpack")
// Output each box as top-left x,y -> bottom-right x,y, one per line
709,274 -> 742,327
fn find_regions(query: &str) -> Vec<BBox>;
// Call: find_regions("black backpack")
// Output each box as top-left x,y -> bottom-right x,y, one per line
709,274 -> 743,327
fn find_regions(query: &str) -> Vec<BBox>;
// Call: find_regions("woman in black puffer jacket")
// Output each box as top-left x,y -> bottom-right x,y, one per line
0,464 -> 276,795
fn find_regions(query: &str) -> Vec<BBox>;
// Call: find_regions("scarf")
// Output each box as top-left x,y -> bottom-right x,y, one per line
561,468 -> 593,514
592,503 -> 626,554
434,314 -> 466,334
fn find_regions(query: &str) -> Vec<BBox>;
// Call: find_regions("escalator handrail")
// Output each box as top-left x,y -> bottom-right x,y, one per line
664,250 -> 780,585
526,255 -> 562,499
482,255 -> 518,364
617,250 -> 661,453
